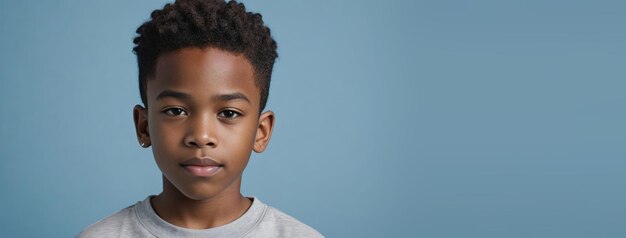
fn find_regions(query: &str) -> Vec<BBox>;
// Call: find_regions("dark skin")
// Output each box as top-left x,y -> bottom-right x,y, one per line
132,47 -> 275,229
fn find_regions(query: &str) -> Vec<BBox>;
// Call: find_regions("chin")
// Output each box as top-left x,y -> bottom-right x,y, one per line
162,169 -> 243,201
174,180 -> 225,201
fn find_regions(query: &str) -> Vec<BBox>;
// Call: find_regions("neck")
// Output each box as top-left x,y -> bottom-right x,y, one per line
150,175 -> 252,229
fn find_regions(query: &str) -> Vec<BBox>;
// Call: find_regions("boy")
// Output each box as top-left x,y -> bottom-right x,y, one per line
77,0 -> 323,237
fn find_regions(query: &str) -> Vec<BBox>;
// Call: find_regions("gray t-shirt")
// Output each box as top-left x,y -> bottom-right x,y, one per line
77,196 -> 323,238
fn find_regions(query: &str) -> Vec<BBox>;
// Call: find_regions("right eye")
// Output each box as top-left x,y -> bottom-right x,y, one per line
162,108 -> 187,117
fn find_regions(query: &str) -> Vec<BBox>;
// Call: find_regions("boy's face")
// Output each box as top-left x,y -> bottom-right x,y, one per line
133,47 -> 274,200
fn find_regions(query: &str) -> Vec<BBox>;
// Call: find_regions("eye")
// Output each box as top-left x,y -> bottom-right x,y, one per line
163,108 -> 187,117
218,109 -> 241,119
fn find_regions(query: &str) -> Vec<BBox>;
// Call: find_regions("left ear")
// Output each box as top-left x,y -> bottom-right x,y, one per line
253,110 -> 275,153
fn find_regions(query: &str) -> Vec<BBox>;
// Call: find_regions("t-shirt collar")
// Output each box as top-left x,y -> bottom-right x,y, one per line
135,195 -> 266,238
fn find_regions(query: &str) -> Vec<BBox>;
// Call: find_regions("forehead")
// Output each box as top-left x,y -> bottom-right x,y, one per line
147,47 -> 258,103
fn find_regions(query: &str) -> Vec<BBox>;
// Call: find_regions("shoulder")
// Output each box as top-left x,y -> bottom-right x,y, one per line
76,204 -> 136,238
254,203 -> 324,238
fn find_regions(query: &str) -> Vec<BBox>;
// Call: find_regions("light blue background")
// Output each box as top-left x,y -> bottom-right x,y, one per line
1,0 -> 624,237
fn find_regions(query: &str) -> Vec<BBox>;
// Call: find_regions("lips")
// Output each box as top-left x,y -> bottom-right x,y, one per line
180,157 -> 223,177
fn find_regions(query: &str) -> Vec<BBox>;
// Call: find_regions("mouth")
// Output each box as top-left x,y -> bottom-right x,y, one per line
180,157 -> 223,177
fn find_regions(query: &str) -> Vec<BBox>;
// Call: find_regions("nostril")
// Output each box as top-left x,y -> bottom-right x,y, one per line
184,135 -> 217,148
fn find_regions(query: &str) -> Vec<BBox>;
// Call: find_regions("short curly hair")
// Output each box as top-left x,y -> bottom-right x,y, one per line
133,0 -> 278,112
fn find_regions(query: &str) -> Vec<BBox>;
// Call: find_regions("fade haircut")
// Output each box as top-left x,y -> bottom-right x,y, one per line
133,0 -> 278,112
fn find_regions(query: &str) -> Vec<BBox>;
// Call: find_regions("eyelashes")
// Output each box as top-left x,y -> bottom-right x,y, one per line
163,107 -> 187,117
161,107 -> 242,120
218,109 -> 241,119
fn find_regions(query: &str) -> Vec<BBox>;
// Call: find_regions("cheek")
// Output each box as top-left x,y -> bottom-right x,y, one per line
217,120 -> 258,157
150,119 -> 184,157
148,114 -> 258,156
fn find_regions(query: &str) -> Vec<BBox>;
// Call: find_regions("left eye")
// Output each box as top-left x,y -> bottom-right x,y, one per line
218,110 -> 241,119
163,108 -> 187,116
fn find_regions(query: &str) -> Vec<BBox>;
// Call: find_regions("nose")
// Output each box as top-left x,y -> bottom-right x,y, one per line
183,115 -> 218,148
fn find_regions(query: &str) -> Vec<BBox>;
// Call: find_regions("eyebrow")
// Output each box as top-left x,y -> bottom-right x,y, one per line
155,89 -> 250,103
156,89 -> 191,101
212,92 -> 250,103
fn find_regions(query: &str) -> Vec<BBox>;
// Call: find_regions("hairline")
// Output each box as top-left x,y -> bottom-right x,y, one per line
141,46 -> 267,112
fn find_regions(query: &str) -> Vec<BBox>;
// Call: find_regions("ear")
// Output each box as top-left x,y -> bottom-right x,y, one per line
133,105 -> 151,147
253,110 -> 275,153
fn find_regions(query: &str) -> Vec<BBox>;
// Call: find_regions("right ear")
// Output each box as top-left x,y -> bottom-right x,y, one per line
133,105 -> 150,147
